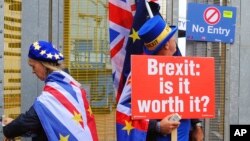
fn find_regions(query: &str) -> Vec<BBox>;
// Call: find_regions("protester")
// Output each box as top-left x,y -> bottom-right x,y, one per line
138,15 -> 204,141
3,41 -> 98,141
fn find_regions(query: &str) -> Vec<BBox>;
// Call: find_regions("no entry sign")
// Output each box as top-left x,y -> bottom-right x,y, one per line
186,3 -> 237,44
204,7 -> 221,25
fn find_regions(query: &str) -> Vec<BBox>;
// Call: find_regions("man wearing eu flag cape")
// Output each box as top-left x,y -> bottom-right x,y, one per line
115,0 -> 204,141
3,41 -> 98,141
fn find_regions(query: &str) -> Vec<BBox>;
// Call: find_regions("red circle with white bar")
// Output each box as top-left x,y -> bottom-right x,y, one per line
203,7 -> 221,25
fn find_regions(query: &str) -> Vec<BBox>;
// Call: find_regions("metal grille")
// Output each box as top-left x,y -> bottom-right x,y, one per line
208,43 -> 226,141
3,0 -> 22,120
205,0 -> 227,140
63,0 -> 116,140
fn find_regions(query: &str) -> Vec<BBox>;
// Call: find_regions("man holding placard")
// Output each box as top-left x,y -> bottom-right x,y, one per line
136,14 -> 205,141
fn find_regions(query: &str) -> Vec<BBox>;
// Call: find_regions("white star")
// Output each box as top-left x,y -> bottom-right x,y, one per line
34,44 -> 41,50
40,50 -> 46,55
54,54 -> 60,59
47,53 -> 53,59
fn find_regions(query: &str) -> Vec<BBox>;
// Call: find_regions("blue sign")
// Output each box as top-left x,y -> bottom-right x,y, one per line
186,3 -> 237,44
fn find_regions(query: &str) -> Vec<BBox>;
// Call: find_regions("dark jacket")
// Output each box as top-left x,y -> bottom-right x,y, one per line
3,106 -> 48,141
146,120 -> 160,141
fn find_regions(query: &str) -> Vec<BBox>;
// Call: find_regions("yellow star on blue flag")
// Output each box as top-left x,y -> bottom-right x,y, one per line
59,134 -> 70,141
122,120 -> 134,135
129,28 -> 140,43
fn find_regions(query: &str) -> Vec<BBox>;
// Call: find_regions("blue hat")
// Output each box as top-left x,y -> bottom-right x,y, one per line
28,41 -> 64,63
138,15 -> 177,55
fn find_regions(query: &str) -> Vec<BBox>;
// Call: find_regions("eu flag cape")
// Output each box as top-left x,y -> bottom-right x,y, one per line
34,71 -> 98,141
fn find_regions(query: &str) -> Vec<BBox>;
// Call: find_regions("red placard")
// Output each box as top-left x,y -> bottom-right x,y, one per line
131,55 -> 215,119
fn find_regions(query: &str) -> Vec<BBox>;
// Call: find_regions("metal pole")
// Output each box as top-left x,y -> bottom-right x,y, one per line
0,0 -> 4,139
170,0 -> 173,24
49,0 -> 52,42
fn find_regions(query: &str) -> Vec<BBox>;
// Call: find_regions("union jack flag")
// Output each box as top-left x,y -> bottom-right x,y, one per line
34,71 -> 98,141
109,0 -> 135,102
109,0 -> 160,140
109,0 -> 162,101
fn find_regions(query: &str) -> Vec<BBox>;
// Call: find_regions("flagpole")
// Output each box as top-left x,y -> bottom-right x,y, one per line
171,129 -> 177,141
145,0 -> 153,18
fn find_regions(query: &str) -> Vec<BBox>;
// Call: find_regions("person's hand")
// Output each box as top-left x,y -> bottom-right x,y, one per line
159,114 -> 180,135
190,126 -> 204,141
2,117 -> 14,126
